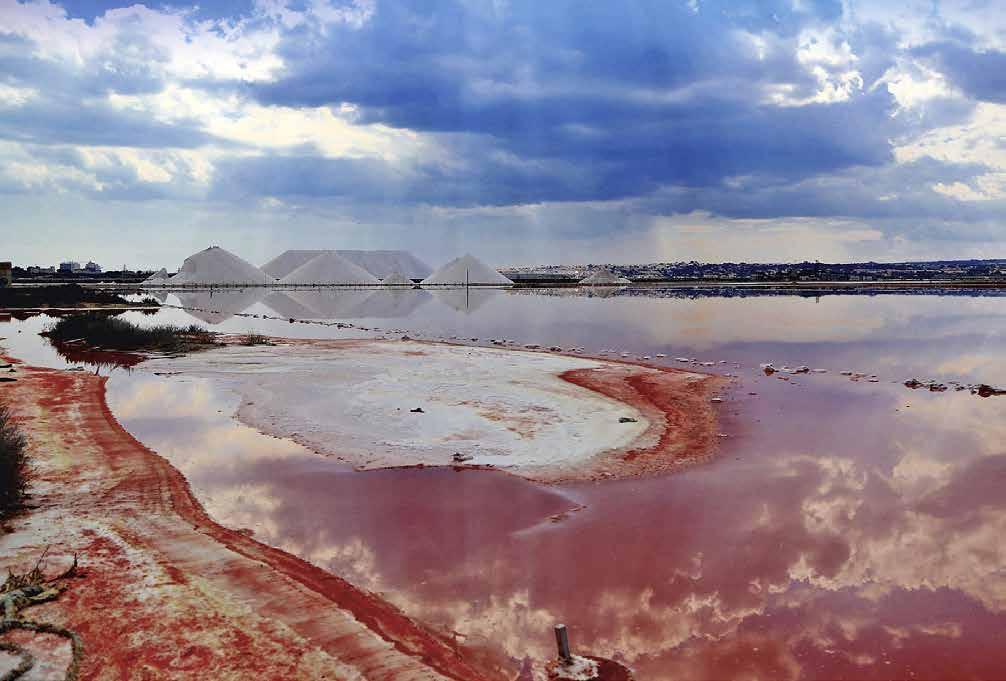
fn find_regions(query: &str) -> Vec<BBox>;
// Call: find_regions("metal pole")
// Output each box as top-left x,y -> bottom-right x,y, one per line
554,623 -> 572,663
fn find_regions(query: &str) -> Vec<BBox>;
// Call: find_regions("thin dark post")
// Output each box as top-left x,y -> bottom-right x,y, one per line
554,623 -> 572,662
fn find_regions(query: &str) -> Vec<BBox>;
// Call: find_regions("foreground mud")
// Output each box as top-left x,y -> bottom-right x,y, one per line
0,354 -> 502,681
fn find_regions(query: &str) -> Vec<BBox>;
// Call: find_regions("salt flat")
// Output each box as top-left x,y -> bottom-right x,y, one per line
139,340 -> 661,478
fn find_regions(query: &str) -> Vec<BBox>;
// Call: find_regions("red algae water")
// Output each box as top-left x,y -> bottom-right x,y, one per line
6,288 -> 1006,679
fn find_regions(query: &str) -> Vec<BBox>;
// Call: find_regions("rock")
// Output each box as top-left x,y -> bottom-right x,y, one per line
401,335 -> 412,341
760,363 -> 776,375
904,379 -> 924,389
618,417 -> 638,423
410,407 -> 425,413
793,366 -> 810,374
710,397 -> 723,403
453,452 -> 473,463
976,384 -> 1006,397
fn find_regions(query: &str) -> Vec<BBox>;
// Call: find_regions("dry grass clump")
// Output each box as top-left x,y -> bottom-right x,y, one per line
0,404 -> 29,519
239,332 -> 273,346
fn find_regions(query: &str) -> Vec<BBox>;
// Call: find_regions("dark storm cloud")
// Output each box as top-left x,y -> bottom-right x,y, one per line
642,156 -> 1000,222
243,0 -> 916,207
913,42 -> 1006,103
210,147 -> 625,206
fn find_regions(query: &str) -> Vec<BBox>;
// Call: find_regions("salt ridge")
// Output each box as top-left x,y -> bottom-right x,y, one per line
279,251 -> 380,286
422,254 -> 513,286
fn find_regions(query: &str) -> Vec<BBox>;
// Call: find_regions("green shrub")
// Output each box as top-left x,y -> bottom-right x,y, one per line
45,313 -> 217,353
0,405 -> 29,517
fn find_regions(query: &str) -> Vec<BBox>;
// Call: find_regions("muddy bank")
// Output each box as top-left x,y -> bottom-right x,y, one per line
137,339 -> 724,483
0,354 -> 502,680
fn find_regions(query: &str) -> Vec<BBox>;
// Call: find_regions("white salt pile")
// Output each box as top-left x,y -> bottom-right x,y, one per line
421,254 -> 514,286
279,251 -> 379,286
382,272 -> 415,286
261,250 -> 324,279
334,250 -> 432,280
171,246 -> 274,286
579,268 -> 632,285
143,268 -> 170,284
262,249 -> 432,280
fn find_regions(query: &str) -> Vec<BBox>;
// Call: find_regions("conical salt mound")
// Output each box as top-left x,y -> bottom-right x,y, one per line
279,251 -> 380,286
335,250 -> 432,279
143,268 -> 170,283
171,246 -> 274,286
579,268 -> 632,285
382,272 -> 414,286
261,250 -> 326,279
421,254 -> 513,286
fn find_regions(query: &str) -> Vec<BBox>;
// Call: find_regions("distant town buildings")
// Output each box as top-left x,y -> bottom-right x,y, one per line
501,259 -> 1006,283
53,261 -> 102,273
0,262 -> 11,287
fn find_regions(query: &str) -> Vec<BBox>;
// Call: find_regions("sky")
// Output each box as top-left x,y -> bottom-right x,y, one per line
2,0 -> 1005,269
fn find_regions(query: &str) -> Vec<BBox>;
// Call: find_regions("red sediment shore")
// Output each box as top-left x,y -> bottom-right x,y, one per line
0,355 -> 504,681
556,364 -> 725,481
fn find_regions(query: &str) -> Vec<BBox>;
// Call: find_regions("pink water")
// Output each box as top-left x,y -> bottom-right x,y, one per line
6,289 -> 1006,679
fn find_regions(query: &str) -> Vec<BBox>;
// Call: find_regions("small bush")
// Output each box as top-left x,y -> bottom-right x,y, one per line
0,405 -> 29,517
239,332 -> 272,346
45,313 -> 218,353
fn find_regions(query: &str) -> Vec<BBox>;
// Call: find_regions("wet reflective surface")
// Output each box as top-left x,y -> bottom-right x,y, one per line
4,288 -> 1006,679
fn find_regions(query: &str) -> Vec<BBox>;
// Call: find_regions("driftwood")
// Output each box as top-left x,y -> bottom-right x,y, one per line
0,549 -> 84,681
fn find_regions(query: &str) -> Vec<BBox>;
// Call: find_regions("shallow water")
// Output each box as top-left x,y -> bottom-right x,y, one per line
4,288 -> 1006,680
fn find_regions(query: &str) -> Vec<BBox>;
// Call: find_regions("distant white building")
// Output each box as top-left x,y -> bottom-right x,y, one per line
59,261 -> 81,273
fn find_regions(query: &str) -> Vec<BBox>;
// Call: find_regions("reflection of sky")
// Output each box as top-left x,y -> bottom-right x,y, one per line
139,288 -> 1006,384
6,292 -> 1006,678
